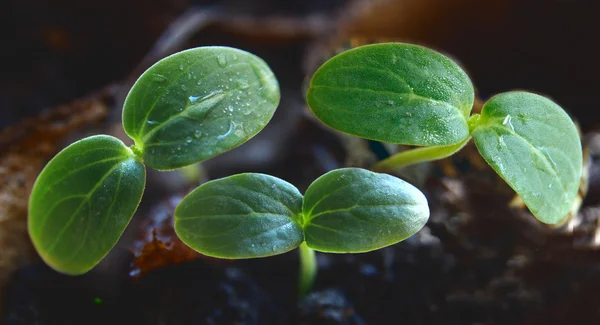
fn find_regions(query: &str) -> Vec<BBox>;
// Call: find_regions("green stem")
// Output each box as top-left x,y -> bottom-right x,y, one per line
373,137 -> 471,172
298,241 -> 317,296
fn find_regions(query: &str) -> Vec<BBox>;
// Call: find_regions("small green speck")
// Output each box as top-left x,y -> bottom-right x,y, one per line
93,297 -> 103,305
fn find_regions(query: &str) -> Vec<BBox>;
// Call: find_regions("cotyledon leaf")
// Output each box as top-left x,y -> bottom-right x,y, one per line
122,46 -> 280,170
302,168 -> 429,253
28,135 -> 146,275
174,173 -> 304,258
306,43 -> 474,146
471,91 -> 582,224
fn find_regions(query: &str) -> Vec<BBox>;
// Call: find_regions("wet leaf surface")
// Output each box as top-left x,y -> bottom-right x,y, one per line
122,47 -> 280,170
175,173 -> 304,258
307,43 -> 473,146
472,92 -> 582,224
303,168 -> 429,253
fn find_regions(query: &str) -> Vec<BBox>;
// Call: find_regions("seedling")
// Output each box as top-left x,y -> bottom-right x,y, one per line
306,43 -> 582,225
174,168 -> 429,294
28,46 -> 281,275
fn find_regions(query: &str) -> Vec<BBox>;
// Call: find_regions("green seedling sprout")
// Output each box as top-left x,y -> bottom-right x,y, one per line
174,168 -> 429,295
28,46 -> 280,275
306,42 -> 582,225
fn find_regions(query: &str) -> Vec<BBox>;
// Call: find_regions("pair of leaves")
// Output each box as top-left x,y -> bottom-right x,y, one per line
174,168 -> 429,258
29,47 -> 280,275
307,43 -> 582,225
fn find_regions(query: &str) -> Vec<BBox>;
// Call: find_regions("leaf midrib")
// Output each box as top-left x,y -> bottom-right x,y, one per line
43,159 -> 128,255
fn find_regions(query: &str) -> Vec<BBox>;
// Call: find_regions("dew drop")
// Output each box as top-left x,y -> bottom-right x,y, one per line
147,120 -> 159,125
217,121 -> 235,140
217,54 -> 227,67
228,105 -> 234,112
237,79 -> 249,89
185,137 -> 193,143
272,244 -> 278,252
502,114 -> 514,131
154,74 -> 167,82
387,100 -> 395,105
232,54 -> 238,61
194,130 -> 202,138
181,84 -> 187,91
497,135 -> 506,150
178,64 -> 184,71
541,147 -> 557,168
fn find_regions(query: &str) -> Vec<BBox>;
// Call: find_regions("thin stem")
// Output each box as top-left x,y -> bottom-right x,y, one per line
298,241 -> 317,296
373,136 -> 471,172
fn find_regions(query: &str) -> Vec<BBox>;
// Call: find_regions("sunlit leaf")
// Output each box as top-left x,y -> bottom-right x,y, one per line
28,135 -> 146,275
306,43 -> 473,146
122,47 -> 280,170
471,91 -> 582,224
174,173 -> 304,258
302,168 -> 429,252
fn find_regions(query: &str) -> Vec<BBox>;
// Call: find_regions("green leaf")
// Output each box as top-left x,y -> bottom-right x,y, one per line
174,173 -> 304,258
306,43 -> 474,146
122,47 -> 280,170
302,168 -> 429,253
471,91 -> 582,224
28,135 -> 146,275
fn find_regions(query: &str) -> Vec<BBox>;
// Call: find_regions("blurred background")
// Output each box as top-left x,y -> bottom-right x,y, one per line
1,0 -> 600,324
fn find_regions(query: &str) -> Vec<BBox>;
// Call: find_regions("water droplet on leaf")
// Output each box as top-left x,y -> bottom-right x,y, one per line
217,121 -> 235,140
217,54 -> 227,67
502,115 -> 514,131
237,79 -> 249,89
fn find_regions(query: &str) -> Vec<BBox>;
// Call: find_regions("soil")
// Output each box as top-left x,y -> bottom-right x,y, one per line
2,1 -> 600,324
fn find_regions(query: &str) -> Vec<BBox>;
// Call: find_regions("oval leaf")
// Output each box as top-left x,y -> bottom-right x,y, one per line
28,135 -> 146,275
471,91 -> 582,224
122,47 -> 280,170
302,168 -> 429,253
175,173 -> 304,258
306,43 -> 474,146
